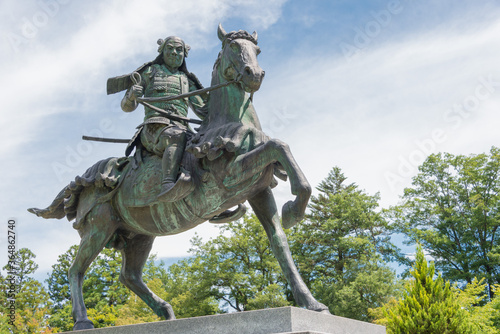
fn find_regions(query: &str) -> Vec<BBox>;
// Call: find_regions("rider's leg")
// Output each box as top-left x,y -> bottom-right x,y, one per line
156,127 -> 193,202
160,141 -> 184,189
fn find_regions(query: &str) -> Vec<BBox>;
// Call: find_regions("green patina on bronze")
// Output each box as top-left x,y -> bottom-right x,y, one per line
28,24 -> 329,331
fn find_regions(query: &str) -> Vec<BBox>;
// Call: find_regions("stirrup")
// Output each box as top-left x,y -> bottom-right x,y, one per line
156,173 -> 194,202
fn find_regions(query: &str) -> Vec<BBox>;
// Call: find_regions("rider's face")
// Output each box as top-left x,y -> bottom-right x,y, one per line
163,40 -> 184,71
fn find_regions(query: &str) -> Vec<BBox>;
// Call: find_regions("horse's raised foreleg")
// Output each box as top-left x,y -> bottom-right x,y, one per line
231,138 -> 311,228
248,187 -> 329,313
69,203 -> 120,330
120,234 -> 176,320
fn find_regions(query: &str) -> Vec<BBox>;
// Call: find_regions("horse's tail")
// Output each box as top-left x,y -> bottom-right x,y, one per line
28,186 -> 69,219
28,156 -> 130,222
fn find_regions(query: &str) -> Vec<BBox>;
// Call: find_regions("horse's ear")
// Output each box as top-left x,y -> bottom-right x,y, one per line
218,23 -> 227,42
252,31 -> 258,43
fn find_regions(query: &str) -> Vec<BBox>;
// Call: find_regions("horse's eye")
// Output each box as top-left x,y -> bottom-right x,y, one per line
256,47 -> 261,55
230,42 -> 239,52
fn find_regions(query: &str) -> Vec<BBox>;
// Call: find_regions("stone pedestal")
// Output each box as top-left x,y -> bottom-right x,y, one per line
69,306 -> 385,334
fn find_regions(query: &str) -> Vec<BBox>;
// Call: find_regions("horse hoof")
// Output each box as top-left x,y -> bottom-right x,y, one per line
319,308 -> 331,315
73,320 -> 94,330
282,200 -> 302,229
312,302 -> 331,314
159,302 -> 176,320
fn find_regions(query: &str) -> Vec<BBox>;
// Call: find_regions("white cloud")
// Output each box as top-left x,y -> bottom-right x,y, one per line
257,14 -> 500,207
2,0 -> 500,283
0,0 -> 289,276
0,0 -> 288,156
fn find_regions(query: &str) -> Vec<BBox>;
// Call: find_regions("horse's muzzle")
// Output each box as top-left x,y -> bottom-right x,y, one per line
242,65 -> 265,93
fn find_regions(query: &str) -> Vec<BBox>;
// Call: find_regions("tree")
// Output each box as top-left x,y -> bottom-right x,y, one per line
114,254 -> 219,323
1,248 -> 54,333
288,167 -> 401,321
174,215 -> 291,313
114,278 -> 162,326
46,245 -> 129,311
159,259 -> 221,318
47,245 -> 168,330
46,245 -> 77,310
83,248 -> 130,309
491,285 -> 500,329
390,147 -> 500,297
373,244 -> 473,333
455,278 -> 500,333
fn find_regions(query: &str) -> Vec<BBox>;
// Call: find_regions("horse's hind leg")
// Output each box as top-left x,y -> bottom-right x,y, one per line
120,234 -> 176,320
249,187 -> 329,313
69,204 -> 120,330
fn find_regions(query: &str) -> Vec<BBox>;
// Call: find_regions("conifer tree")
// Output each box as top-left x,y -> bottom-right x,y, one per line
289,167 -> 400,321
379,244 -> 469,333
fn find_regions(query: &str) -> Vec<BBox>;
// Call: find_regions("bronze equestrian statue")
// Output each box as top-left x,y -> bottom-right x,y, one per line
29,24 -> 329,331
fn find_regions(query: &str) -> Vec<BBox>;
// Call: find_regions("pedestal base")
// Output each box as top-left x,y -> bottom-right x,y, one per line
68,306 -> 385,334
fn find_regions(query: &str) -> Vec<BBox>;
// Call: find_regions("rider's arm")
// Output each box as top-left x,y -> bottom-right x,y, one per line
121,88 -> 139,112
121,69 -> 148,112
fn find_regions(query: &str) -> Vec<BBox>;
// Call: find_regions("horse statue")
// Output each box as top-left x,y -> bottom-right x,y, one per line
29,24 -> 329,331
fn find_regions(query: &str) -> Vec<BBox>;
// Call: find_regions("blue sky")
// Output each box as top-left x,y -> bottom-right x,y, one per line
1,0 -> 500,282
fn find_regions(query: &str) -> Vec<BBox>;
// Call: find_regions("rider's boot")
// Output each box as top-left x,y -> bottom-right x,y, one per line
157,145 -> 194,202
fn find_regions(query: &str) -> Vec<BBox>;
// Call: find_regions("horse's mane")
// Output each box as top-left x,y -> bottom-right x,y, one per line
221,30 -> 258,47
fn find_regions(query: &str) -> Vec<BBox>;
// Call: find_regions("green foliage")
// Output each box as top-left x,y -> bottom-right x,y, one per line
455,278 -> 499,333
46,245 -> 166,330
46,303 -> 73,332
390,148 -> 500,295
374,244 -> 470,333
11,157 -> 500,331
160,259 -> 220,318
245,283 -> 289,310
0,248 -> 54,333
0,310 -> 13,334
289,167 -> 401,321
115,278 -> 162,326
83,248 -> 130,309
87,305 -> 119,329
46,245 -> 130,310
491,285 -> 500,329
177,215 -> 291,313
46,245 -> 76,309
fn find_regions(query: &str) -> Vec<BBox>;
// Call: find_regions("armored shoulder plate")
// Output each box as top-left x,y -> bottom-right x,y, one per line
106,61 -> 153,95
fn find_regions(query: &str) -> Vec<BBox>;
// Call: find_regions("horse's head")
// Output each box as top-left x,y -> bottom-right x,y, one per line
217,24 -> 265,93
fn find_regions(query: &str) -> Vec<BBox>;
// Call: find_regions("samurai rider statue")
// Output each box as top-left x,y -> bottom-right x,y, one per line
108,36 -> 208,202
